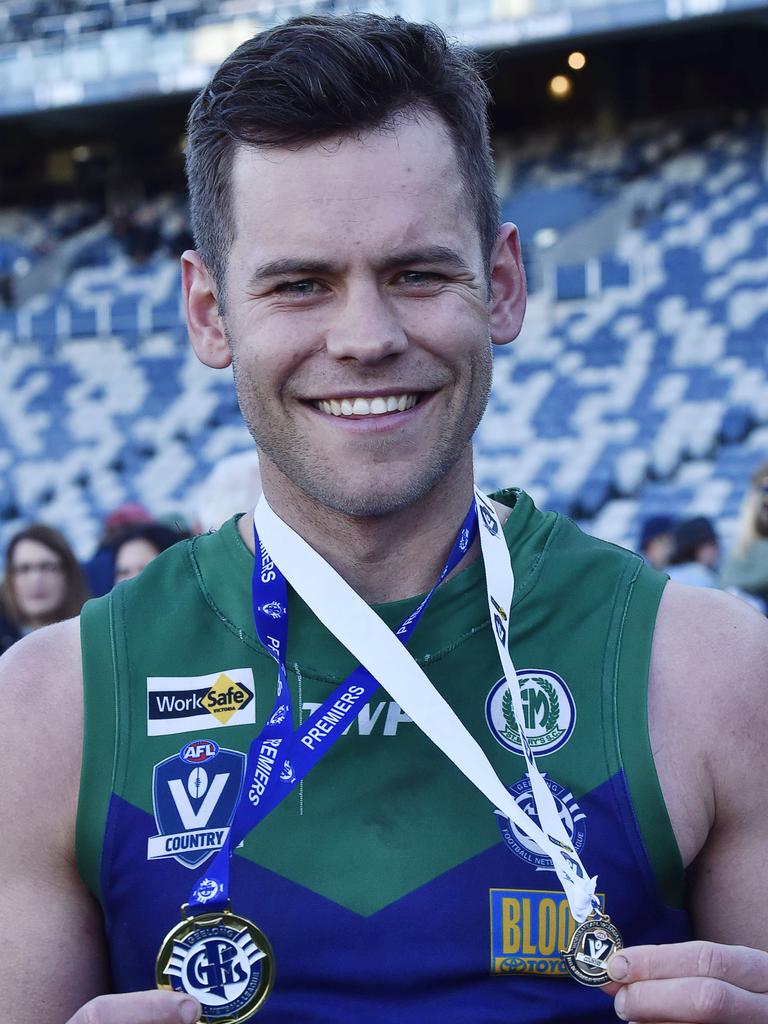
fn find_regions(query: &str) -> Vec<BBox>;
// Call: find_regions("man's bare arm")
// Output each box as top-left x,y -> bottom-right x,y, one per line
0,620 -> 200,1024
605,584 -> 768,1022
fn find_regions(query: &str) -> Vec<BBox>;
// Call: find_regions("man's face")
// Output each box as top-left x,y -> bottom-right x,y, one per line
210,115 -> 512,518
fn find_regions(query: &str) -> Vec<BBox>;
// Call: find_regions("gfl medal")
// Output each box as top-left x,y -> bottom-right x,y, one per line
561,912 -> 623,987
156,903 -> 275,1022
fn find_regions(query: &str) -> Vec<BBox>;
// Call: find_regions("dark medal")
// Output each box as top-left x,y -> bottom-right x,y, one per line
561,912 -> 623,986
156,903 -> 275,1022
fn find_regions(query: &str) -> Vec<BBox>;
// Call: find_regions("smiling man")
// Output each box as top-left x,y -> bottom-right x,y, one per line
2,14 -> 768,1024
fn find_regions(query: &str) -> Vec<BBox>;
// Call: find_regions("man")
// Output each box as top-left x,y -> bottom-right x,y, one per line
2,14 -> 768,1024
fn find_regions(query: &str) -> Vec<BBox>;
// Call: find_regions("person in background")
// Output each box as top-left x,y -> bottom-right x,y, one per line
84,502 -> 154,597
636,513 -> 676,570
720,461 -> 768,614
665,515 -> 720,588
0,524 -> 89,651
114,522 -> 190,584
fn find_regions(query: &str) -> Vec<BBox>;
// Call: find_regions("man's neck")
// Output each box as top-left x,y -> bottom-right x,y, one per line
239,464 -> 508,604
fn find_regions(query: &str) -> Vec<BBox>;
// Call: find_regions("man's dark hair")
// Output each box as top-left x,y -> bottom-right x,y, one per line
185,13 -> 499,300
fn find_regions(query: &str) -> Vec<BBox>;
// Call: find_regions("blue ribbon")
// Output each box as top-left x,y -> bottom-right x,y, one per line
187,502 -> 478,913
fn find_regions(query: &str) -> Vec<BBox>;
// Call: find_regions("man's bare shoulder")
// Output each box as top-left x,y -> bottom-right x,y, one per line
0,618 -> 84,847
649,582 -> 768,868
0,616 -> 83,705
653,581 -> 768,700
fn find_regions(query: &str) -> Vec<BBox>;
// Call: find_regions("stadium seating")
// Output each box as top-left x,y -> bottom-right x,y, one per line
1,110 -> 767,559
0,0 -> 219,46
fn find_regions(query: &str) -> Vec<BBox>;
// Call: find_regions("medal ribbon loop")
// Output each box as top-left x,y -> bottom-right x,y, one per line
252,489 -> 599,923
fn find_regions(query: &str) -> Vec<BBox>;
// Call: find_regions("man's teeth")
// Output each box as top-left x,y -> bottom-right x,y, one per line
316,394 -> 418,417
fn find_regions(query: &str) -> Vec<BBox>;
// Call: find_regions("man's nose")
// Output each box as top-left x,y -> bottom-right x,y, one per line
324,284 -> 408,363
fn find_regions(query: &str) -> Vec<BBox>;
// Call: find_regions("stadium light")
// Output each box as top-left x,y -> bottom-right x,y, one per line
548,75 -> 572,100
568,51 -> 587,71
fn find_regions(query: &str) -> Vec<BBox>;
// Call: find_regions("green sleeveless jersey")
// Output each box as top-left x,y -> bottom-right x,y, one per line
79,489 -> 690,1022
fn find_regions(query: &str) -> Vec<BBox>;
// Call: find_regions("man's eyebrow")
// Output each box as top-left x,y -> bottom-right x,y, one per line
378,246 -> 473,273
247,246 -> 473,286
248,258 -> 337,285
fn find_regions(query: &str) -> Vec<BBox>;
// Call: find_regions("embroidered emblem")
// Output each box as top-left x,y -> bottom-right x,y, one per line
485,670 -> 576,756
148,743 -> 246,868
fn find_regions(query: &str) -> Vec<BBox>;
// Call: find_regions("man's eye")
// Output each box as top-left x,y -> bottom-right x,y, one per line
400,271 -> 441,285
275,279 -> 318,295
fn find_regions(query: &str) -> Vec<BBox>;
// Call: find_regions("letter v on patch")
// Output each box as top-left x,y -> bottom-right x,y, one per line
147,669 -> 256,736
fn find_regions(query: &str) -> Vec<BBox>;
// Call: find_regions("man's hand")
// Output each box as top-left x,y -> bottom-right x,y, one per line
603,942 -> 768,1023
65,991 -> 201,1024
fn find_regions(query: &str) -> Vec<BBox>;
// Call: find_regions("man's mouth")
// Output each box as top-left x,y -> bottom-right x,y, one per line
312,393 -> 419,417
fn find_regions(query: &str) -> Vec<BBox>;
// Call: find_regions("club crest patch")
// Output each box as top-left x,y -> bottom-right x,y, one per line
485,670 -> 576,756
147,669 -> 256,737
148,740 -> 246,868
496,773 -> 586,871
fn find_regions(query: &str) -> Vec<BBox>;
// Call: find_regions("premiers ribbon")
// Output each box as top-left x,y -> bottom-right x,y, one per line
156,502 -> 480,1018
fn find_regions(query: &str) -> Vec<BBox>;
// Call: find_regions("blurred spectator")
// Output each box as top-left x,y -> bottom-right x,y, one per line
84,502 -> 153,597
638,514 -> 676,570
0,525 -> 89,650
666,516 -> 720,589
720,461 -> 768,613
114,523 -> 190,584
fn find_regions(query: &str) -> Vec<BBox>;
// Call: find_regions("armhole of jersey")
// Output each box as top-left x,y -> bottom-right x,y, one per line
616,565 -> 686,909
76,592 -> 120,902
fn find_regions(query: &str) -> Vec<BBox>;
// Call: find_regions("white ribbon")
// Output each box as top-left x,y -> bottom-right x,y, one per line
254,489 -> 597,922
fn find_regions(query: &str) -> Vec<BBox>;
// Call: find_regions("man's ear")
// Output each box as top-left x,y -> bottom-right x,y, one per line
489,223 -> 527,347
182,250 -> 232,369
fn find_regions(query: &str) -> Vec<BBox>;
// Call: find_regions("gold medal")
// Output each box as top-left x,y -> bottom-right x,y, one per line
156,903 -> 275,1022
561,912 -> 623,987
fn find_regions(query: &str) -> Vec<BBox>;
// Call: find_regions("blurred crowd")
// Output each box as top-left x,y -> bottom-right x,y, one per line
0,448 -> 265,654
0,504 -> 191,654
637,460 -> 768,614
2,460 -> 766,656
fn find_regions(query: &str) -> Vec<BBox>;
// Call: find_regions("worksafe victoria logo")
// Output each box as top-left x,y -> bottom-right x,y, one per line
147,669 -> 256,737
485,670 -> 576,756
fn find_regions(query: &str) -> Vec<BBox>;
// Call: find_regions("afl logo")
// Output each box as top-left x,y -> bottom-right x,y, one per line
181,739 -> 220,764
485,670 -> 575,756
497,773 -> 586,871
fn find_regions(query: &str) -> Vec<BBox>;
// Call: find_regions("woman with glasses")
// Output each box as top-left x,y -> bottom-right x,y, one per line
0,524 -> 90,653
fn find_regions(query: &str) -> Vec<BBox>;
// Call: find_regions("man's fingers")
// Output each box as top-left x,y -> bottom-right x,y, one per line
612,977 -> 768,1023
607,941 -> 768,993
68,990 -> 200,1024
